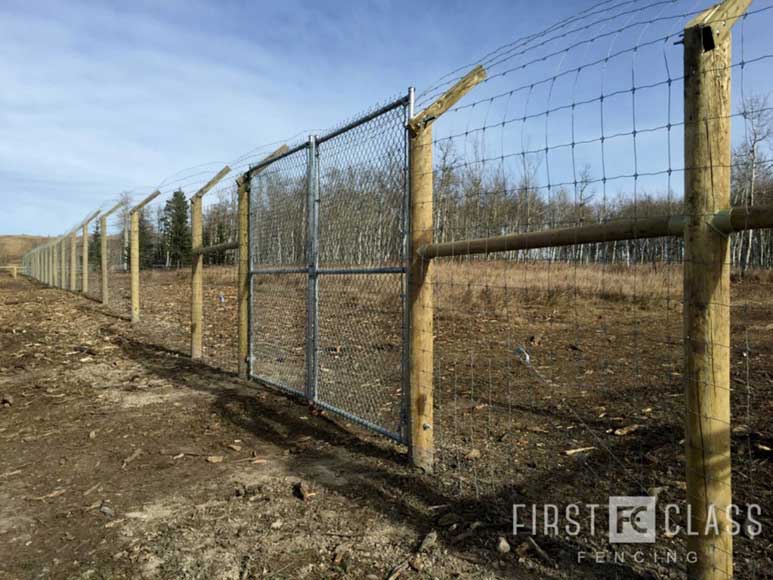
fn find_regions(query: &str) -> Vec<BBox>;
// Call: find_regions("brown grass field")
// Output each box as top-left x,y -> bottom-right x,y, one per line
0,235 -> 49,266
1,262 -> 771,579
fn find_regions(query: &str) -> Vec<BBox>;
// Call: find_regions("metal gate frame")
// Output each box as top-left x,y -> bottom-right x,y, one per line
248,92 -> 412,444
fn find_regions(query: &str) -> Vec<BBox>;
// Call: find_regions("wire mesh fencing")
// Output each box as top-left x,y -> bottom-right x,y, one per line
314,98 -> 409,440
105,202 -> 132,319
85,219 -> 101,302
249,144 -> 310,396
247,96 -> 410,440
16,0 -> 773,576
417,1 -> 773,577
200,181 -> 240,373
133,190 -> 193,355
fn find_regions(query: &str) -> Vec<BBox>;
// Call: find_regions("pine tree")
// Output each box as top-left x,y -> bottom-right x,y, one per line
90,220 -> 101,265
162,190 -> 191,267
138,209 -> 154,269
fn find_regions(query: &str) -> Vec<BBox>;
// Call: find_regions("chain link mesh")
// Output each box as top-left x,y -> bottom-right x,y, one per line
249,147 -> 309,395
314,100 -> 408,439
247,98 -> 409,439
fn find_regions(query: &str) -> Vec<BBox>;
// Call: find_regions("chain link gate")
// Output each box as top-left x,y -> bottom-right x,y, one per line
248,94 -> 411,443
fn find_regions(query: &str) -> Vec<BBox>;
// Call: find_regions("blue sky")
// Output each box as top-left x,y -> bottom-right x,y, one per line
1,0 -> 580,235
2,0 -> 772,236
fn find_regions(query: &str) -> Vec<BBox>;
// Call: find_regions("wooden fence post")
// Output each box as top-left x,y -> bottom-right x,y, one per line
408,119 -> 435,472
191,196 -> 203,359
99,200 -> 126,306
130,211 -> 140,323
129,191 -> 161,323
59,239 -> 65,289
101,215 -> 108,304
683,2 -> 748,578
82,224 -> 89,294
70,234 -> 77,291
406,66 -> 486,471
56,241 -> 61,287
188,165 -> 231,360
237,174 -> 250,379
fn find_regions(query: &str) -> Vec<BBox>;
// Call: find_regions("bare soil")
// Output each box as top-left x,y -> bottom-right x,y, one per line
1,270 -> 771,579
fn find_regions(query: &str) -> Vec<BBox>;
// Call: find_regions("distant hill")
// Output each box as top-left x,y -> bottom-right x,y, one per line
0,235 -> 50,265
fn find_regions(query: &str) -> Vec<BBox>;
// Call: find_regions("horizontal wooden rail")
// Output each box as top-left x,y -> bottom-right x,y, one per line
191,240 -> 238,256
130,190 -> 162,214
101,199 -> 126,219
191,165 -> 231,200
418,205 -> 773,259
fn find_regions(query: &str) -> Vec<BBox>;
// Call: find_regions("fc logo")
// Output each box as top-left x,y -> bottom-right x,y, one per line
609,496 -> 657,544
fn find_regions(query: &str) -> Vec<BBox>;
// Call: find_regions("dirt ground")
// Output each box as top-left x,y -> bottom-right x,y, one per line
1,271 -> 771,579
0,275 -> 540,580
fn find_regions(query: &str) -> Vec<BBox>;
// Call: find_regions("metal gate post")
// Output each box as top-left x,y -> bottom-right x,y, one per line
306,135 -> 320,403
400,88 -> 414,443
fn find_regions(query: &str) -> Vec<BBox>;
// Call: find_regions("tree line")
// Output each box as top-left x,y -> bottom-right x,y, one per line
91,188 -> 238,270
94,94 -> 772,272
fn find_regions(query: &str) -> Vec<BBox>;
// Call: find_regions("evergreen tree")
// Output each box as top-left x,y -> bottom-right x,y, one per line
162,190 -> 191,267
90,220 -> 101,266
138,209 -> 154,269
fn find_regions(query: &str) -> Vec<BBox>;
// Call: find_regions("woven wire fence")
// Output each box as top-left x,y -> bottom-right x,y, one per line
15,0 -> 773,575
249,145 -> 310,396
85,220 -> 100,302
134,191 -> 192,355
200,181 -> 240,373
419,0 -> 773,577
104,200 -> 132,319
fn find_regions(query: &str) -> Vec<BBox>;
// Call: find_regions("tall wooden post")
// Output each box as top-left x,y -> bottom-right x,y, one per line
54,242 -> 59,287
100,215 -> 108,304
191,196 -> 203,359
130,211 -> 140,323
237,175 -> 250,379
59,239 -> 65,289
70,234 -> 77,291
405,67 -> 486,471
683,2 -> 748,578
408,121 -> 435,472
187,165 -> 231,360
82,224 -> 89,294
128,191 -> 160,323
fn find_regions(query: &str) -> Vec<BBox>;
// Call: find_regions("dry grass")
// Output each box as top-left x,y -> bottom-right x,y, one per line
434,260 -> 683,308
0,235 -> 49,265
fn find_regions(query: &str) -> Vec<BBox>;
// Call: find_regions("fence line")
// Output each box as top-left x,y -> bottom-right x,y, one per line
18,1 -> 773,577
